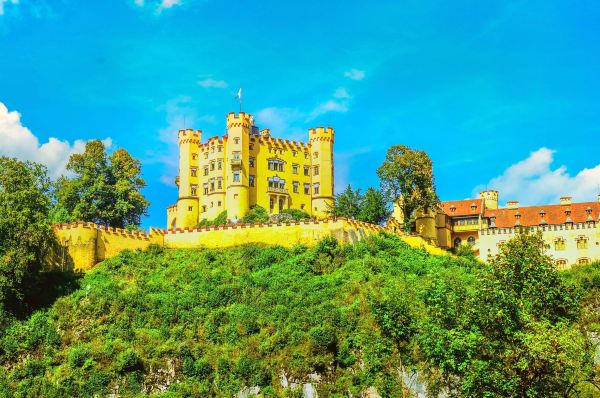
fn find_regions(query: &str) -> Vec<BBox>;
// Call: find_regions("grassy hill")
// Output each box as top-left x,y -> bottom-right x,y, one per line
0,233 -> 597,397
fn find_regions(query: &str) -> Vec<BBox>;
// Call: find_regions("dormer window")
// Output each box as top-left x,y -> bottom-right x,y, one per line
565,208 -> 573,224
539,209 -> 547,225
515,211 -> 521,226
450,205 -> 456,213
470,203 -> 477,211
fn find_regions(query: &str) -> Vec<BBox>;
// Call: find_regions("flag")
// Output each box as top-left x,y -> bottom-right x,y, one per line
237,87 -> 242,100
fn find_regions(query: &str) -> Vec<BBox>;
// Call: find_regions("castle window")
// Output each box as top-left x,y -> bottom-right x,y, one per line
555,259 -> 567,270
577,258 -> 590,265
304,183 -> 310,195
467,236 -> 476,246
234,137 -> 240,145
313,183 -> 320,195
304,166 -> 310,176
450,205 -> 456,213
314,151 -> 318,158
204,152 -> 208,159
554,238 -> 566,251
292,164 -> 299,174
203,167 -> 209,176
233,151 -> 240,160
217,160 -> 222,170
203,184 -> 208,195
249,157 -> 255,168
192,153 -> 198,160
314,166 -> 319,176
211,202 -> 214,208
210,179 -> 215,192
190,185 -> 197,196
301,204 -> 305,210
218,201 -> 222,207
269,197 -> 275,211
268,159 -> 284,171
217,178 -> 222,190
233,171 -> 240,183
249,175 -> 255,187
470,203 -> 476,211
293,181 -> 299,193
188,206 -> 193,212
202,205 -> 207,212
191,167 -> 197,177
210,161 -> 215,171
250,144 -> 254,150
218,145 -> 222,152
453,237 -> 462,247
576,236 -> 588,250
293,151 -> 297,157
279,197 -> 284,211
304,152 -> 309,159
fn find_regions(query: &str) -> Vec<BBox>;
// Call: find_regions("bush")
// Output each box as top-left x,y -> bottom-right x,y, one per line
280,208 -> 310,221
242,206 -> 270,224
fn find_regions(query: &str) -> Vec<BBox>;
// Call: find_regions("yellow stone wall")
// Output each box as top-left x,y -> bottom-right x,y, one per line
53,219 -> 446,271
53,222 -> 165,271
168,112 -> 335,229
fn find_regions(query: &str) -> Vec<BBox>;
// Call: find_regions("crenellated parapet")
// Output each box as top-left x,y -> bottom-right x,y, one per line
226,112 -> 253,129
178,129 -> 202,145
309,126 -> 335,143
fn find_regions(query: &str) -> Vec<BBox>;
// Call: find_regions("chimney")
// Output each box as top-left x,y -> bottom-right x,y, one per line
507,200 -> 519,209
560,196 -> 572,205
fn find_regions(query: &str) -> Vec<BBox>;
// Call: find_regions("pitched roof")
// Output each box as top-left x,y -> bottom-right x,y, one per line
440,198 -> 483,217
484,202 -> 600,228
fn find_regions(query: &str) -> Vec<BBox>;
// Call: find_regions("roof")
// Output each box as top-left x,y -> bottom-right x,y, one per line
440,198 -> 483,217
484,202 -> 600,228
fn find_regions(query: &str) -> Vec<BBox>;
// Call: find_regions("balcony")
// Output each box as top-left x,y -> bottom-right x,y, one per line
267,186 -> 289,195
230,158 -> 242,168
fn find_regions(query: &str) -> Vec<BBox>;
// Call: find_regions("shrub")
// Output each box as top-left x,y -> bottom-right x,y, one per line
242,205 -> 270,224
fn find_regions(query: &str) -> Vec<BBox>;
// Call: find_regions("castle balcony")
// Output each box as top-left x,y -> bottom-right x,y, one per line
267,186 -> 289,195
230,158 -> 242,168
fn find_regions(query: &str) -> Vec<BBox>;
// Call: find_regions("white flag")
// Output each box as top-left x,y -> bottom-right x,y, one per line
237,87 -> 242,100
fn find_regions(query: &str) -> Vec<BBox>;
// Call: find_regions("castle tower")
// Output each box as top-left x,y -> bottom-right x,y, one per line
479,190 -> 498,210
309,127 -> 334,218
176,128 -> 201,229
225,112 -> 252,220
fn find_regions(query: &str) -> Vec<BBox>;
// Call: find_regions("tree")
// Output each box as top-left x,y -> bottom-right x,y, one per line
0,157 -> 55,314
55,140 -> 149,228
359,187 -> 390,225
328,185 -> 363,219
377,145 -> 438,232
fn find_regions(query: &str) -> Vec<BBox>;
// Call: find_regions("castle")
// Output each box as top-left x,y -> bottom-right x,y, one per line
413,191 -> 600,268
167,112 -> 334,229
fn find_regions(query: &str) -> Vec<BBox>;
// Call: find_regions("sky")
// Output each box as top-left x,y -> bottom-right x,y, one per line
1,0 -> 599,229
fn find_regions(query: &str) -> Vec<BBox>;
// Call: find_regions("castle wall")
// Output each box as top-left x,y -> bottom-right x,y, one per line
53,219 -> 445,271
479,222 -> 600,269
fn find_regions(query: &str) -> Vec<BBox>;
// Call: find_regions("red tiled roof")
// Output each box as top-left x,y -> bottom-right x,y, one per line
440,198 -> 483,217
484,202 -> 600,228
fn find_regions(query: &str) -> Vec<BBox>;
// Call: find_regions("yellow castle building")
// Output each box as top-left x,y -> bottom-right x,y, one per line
167,112 -> 335,230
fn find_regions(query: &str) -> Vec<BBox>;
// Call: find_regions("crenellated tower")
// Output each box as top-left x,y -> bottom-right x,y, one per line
309,126 -> 335,218
225,112 -> 252,220
176,128 -> 201,229
479,190 -> 498,210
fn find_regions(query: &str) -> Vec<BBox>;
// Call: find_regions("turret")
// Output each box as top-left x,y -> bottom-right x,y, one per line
225,112 -> 252,220
175,128 -> 201,229
308,126 -> 334,218
479,190 -> 498,210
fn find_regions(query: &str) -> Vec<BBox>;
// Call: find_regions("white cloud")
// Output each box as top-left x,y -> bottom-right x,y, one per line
159,0 -> 181,9
198,78 -> 228,89
473,147 -> 600,205
333,87 -> 351,99
133,0 -> 182,12
344,69 -> 365,81
307,100 -> 348,121
0,102 -> 111,179
0,0 -> 19,15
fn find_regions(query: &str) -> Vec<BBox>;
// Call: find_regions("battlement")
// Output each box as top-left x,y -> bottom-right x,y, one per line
309,126 -> 335,142
178,129 -> 202,145
226,112 -> 253,129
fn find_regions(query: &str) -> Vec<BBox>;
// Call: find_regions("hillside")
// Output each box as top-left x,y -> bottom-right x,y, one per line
0,233 -> 597,397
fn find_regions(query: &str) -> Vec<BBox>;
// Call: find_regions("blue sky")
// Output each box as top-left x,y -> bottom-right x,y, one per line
1,0 -> 599,228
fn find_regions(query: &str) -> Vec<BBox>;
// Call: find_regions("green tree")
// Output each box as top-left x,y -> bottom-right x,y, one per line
376,145 -> 438,232
0,157 -> 55,314
55,140 -> 149,228
358,187 -> 390,225
328,185 -> 363,219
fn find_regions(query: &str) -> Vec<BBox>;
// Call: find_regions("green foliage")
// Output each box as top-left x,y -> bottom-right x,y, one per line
242,205 -> 270,224
377,145 -> 439,231
329,185 -> 390,225
0,157 -> 57,315
0,231 -> 595,397
54,140 -> 149,228
279,208 -> 311,221
199,210 -> 229,227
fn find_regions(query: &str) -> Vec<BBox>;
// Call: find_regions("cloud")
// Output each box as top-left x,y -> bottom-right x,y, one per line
333,87 -> 351,99
307,100 -> 348,121
198,78 -> 228,89
344,69 -> 365,81
473,147 -> 600,205
0,0 -> 18,15
0,102 -> 112,179
133,0 -> 182,13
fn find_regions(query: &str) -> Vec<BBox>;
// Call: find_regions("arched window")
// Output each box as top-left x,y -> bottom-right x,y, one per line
577,258 -> 590,266
576,236 -> 588,250
555,259 -> 568,270
453,237 -> 462,248
467,236 -> 476,246
554,238 -> 566,251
